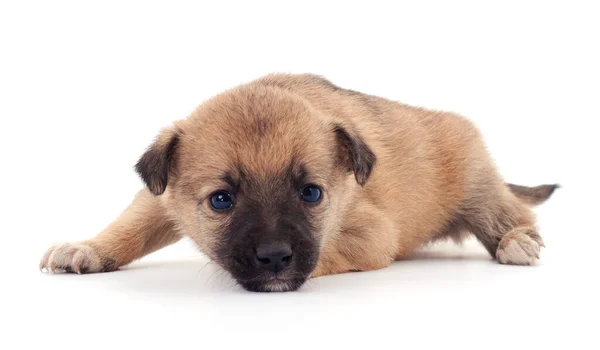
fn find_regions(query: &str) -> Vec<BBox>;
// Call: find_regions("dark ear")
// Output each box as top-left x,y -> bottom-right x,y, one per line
333,124 -> 376,186
134,128 -> 180,195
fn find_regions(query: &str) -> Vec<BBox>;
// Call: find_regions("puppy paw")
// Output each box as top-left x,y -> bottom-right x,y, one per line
39,243 -> 115,274
496,228 -> 543,265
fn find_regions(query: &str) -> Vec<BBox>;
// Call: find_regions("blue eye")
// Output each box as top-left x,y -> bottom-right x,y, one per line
300,185 -> 322,203
210,191 -> 234,211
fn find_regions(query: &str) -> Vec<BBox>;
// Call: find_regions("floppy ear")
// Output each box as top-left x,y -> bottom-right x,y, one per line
333,124 -> 376,186
134,127 -> 180,195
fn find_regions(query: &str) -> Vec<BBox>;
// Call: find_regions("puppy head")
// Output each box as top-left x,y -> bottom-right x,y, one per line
135,86 -> 375,292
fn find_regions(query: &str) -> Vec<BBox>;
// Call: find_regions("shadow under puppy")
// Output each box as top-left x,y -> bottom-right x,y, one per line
39,73 -> 558,292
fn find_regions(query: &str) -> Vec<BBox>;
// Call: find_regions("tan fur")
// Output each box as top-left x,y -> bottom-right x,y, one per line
40,73 -> 557,283
40,189 -> 181,273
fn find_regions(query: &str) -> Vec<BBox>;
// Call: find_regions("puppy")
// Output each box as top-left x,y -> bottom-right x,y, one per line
39,73 -> 558,292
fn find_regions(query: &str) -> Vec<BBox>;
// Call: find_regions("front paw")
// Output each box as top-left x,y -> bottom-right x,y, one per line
39,242 -> 116,274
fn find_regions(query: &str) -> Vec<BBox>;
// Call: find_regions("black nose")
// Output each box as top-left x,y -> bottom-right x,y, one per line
256,244 -> 293,273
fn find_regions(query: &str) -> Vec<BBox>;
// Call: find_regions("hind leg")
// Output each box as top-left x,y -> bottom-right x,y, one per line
496,226 -> 544,265
460,186 -> 545,265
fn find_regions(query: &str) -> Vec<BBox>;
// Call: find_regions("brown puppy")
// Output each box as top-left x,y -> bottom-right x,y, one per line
39,73 -> 558,292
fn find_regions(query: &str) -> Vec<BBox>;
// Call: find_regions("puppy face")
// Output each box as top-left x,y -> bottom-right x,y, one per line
135,86 -> 375,292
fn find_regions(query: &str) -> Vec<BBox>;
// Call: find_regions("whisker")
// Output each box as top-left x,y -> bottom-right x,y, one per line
205,266 -> 221,285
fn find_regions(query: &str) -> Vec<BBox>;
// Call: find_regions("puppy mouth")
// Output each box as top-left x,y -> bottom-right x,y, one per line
240,276 -> 307,292
221,251 -> 316,292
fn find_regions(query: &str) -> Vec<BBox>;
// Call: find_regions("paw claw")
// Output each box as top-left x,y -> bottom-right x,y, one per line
532,235 -> 546,248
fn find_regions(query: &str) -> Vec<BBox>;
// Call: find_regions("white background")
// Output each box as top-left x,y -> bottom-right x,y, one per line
1,1 -> 598,349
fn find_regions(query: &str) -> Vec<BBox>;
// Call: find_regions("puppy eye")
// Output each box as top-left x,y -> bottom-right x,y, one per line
210,191 -> 234,211
300,184 -> 322,203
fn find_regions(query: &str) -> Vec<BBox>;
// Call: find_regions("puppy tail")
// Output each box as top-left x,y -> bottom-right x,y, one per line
507,183 -> 560,206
